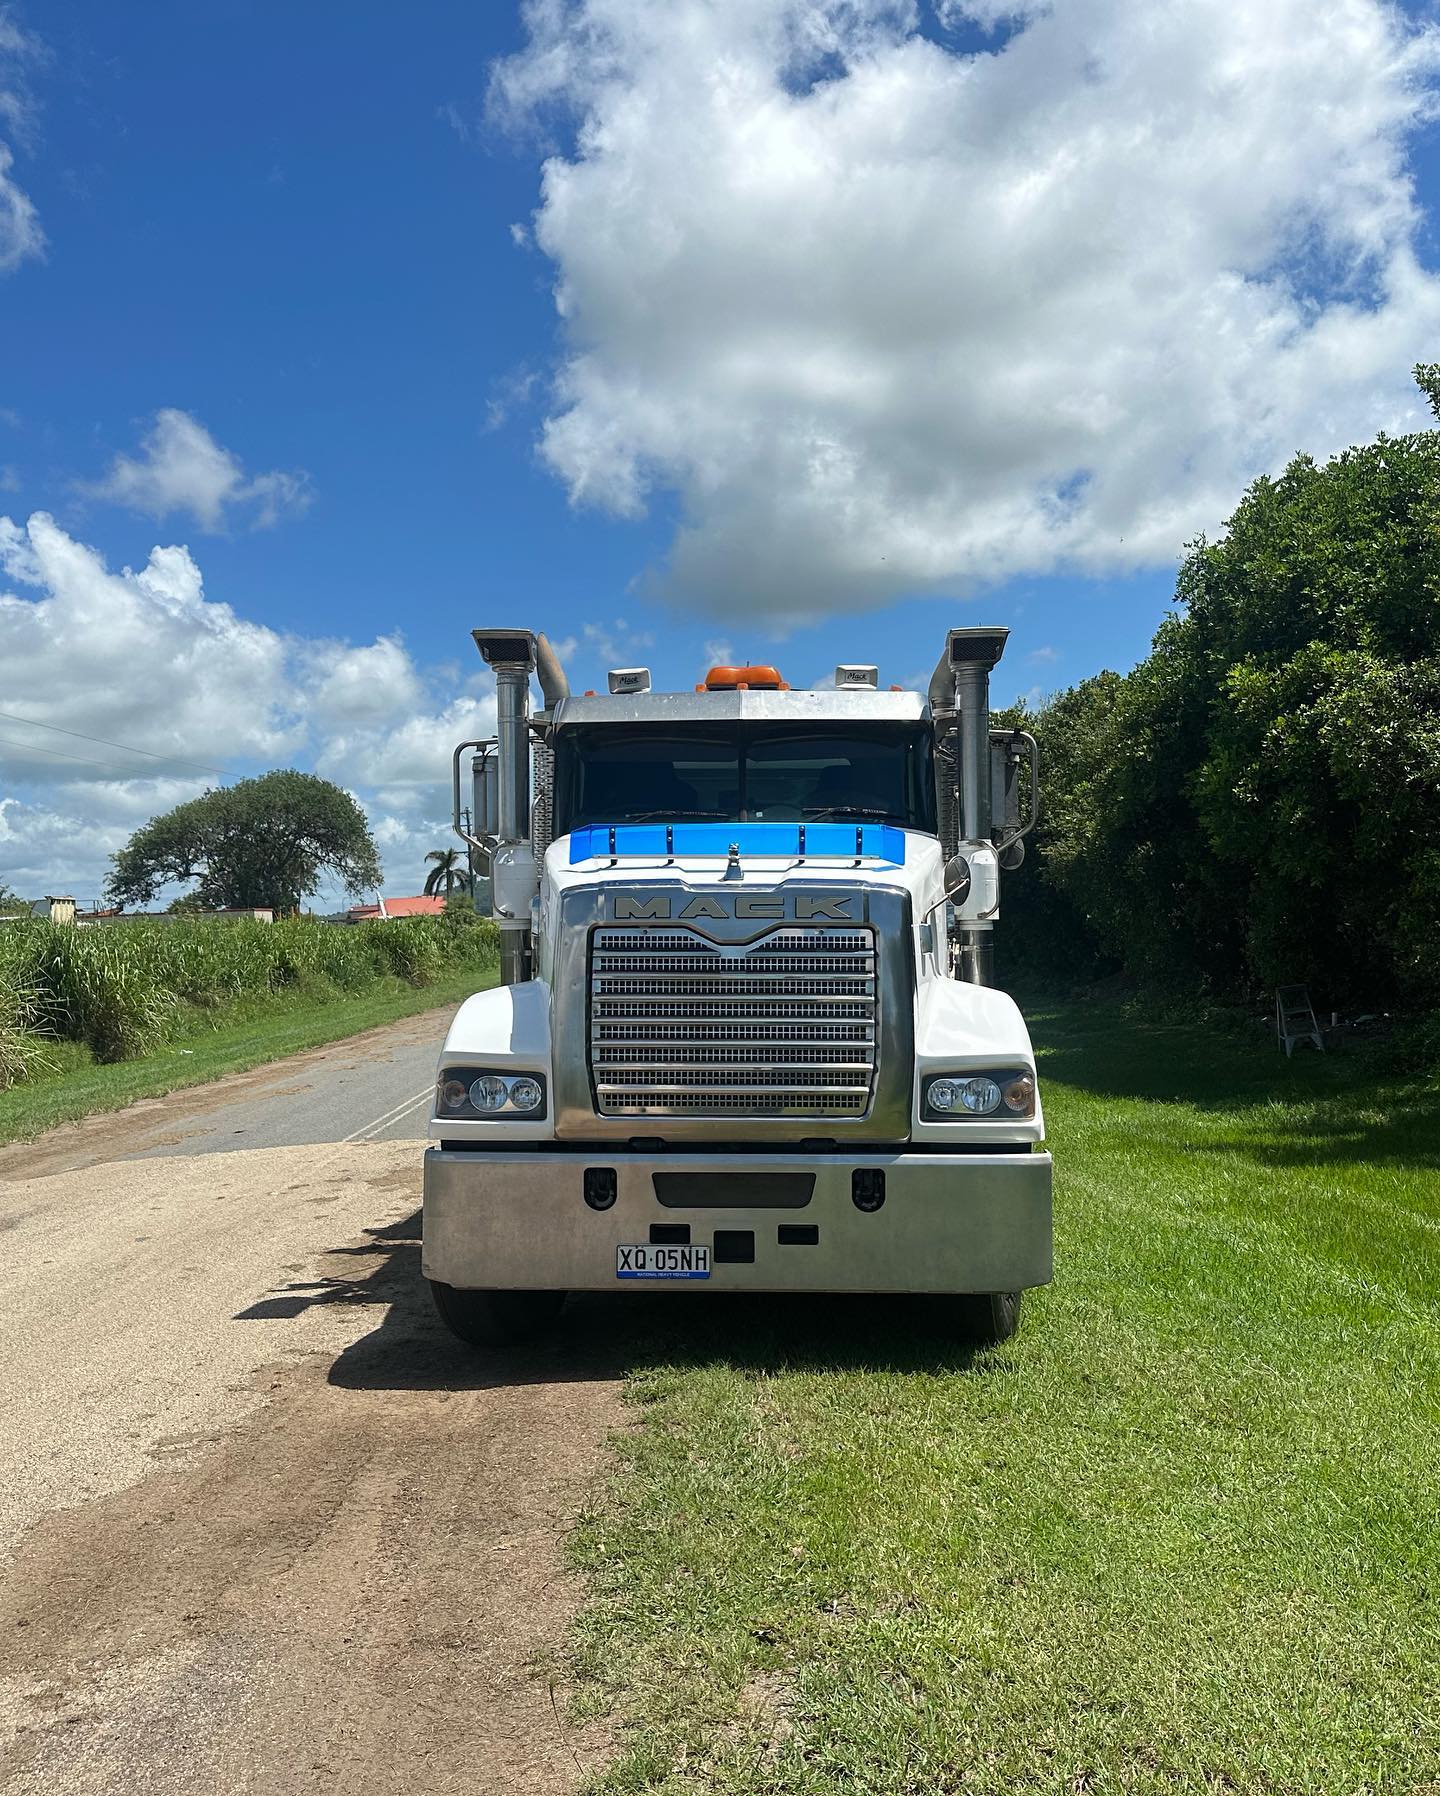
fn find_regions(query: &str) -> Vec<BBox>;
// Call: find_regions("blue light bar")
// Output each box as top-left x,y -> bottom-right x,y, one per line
568,821 -> 906,865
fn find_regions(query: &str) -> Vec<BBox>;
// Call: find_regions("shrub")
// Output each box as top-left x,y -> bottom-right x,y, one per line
370,919 -> 444,985
0,974 -> 51,1089
0,912 -> 500,1068
33,925 -> 174,1062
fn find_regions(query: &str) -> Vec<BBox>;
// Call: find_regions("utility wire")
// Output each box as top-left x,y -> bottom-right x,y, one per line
0,707 -> 230,777
0,732 -> 209,780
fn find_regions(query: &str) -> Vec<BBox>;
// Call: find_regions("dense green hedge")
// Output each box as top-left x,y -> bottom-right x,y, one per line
0,913 -> 499,1081
1002,421 -> 1440,1018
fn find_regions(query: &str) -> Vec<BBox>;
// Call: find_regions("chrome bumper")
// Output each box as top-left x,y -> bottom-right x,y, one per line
422,1147 -> 1052,1294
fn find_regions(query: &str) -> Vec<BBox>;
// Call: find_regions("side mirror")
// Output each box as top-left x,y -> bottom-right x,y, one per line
944,852 -> 972,904
998,838 -> 1025,871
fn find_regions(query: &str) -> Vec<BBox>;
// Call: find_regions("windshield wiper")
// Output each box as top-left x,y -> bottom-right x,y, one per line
801,805 -> 896,821
616,809 -> 731,822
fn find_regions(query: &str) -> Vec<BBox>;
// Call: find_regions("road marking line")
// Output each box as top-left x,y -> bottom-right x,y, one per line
341,1084 -> 434,1145
345,1086 -> 433,1143
358,1094 -> 432,1143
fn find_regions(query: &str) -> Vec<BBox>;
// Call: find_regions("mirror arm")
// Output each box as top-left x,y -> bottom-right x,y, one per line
452,739 -> 497,851
993,729 -> 1040,851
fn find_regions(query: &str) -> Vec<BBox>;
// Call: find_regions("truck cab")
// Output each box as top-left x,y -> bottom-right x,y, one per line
423,628 -> 1052,1346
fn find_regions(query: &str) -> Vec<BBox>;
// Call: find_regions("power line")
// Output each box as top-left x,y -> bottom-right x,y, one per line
0,707 -> 229,777
0,732 -> 209,781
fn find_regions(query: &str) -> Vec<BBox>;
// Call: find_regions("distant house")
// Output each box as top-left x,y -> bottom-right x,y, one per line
29,896 -> 76,925
346,894 -> 447,922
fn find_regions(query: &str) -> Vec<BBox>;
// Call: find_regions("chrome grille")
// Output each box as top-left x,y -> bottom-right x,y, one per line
590,924 -> 877,1118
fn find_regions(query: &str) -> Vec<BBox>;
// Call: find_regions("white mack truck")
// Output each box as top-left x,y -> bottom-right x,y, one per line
423,625 -> 1052,1347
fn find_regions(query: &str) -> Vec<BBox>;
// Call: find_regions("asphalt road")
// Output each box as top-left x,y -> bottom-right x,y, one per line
131,1022 -> 445,1159
0,1003 -> 622,1796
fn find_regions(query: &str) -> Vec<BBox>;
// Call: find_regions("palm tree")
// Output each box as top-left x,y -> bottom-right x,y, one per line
423,847 -> 471,898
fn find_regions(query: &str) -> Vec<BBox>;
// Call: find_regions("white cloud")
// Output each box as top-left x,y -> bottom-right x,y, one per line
0,140 -> 40,273
314,695 -> 497,790
49,777 -> 209,828
314,700 -> 500,897
582,615 -> 654,670
437,100 -> 475,144
0,514 -> 478,902
85,409 -> 313,532
0,511 -> 300,781
0,17 -> 44,275
484,364 -> 541,431
301,633 -> 425,726
494,0 -> 1440,618
0,795 -> 109,899
355,806 -> 469,902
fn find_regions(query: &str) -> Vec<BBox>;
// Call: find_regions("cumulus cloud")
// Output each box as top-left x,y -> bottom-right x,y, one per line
85,409 -> 313,532
0,795 -> 110,900
0,511 -> 300,779
0,17 -> 44,275
494,0 -> 1440,617
0,515 -> 474,901
300,633 -> 426,727
0,779 -> 218,903
314,695 -> 497,791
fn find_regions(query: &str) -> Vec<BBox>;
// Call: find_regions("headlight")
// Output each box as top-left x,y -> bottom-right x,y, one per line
470,1074 -> 509,1112
435,1068 -> 548,1118
926,1076 -> 968,1113
922,1069 -> 1035,1121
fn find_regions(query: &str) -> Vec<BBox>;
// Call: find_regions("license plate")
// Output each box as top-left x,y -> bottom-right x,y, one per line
615,1243 -> 711,1280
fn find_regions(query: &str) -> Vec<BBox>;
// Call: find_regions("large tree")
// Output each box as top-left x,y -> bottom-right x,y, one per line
107,770 -> 382,913
1010,376 -> 1440,1007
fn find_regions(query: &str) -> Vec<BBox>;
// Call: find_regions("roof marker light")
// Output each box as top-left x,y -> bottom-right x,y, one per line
706,664 -> 786,691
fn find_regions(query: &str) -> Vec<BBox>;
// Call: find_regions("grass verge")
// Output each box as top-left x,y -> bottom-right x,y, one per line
567,1001 -> 1440,1794
0,964 -> 496,1148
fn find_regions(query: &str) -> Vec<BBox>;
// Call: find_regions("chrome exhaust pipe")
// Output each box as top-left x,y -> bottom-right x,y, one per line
535,632 -> 570,709
946,627 -> 1009,987
472,629 -> 537,986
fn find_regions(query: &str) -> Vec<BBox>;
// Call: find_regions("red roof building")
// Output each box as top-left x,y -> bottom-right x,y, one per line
347,894 -> 448,922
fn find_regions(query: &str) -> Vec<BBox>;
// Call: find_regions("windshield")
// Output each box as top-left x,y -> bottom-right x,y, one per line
552,723 -> 935,835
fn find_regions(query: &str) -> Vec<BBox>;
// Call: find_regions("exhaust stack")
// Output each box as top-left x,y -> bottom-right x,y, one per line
535,632 -> 570,709
472,629 -> 538,986
946,626 -> 1010,987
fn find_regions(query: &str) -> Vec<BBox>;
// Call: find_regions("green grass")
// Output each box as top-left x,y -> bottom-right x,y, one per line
568,1002 -> 1440,1794
0,963 -> 497,1146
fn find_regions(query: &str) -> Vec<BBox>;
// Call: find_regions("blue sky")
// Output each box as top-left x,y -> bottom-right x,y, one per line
3,0 -> 1439,901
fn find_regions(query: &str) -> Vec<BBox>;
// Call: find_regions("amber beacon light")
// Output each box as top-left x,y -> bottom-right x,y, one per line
704,664 -> 789,691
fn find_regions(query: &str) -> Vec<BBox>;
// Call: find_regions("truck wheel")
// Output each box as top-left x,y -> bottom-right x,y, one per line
959,1290 -> 1022,1345
429,1281 -> 565,1348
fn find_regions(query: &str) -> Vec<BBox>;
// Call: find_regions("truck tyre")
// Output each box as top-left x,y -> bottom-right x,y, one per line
429,1281 -> 565,1348
959,1290 -> 1022,1345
